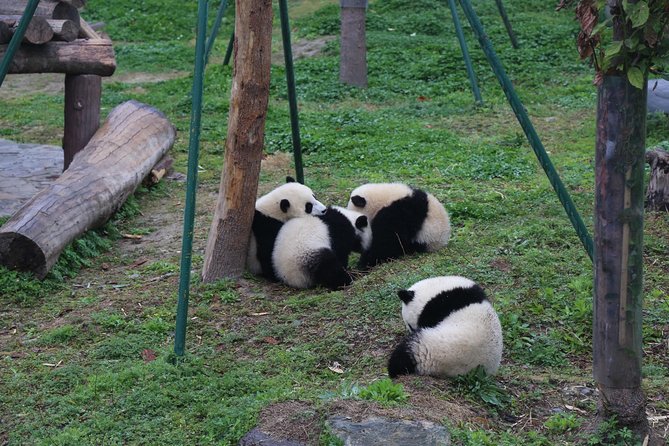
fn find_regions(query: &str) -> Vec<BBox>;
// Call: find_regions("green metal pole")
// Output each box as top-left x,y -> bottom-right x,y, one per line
205,0 -> 229,65
0,0 -> 40,87
446,0 -> 482,104
493,0 -> 519,49
174,0 -> 209,357
223,30 -> 235,66
458,0 -> 594,261
278,0 -> 305,184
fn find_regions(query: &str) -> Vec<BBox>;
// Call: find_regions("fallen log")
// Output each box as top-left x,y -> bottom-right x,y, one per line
0,1 -> 80,23
0,39 -> 115,75
0,100 -> 176,278
645,148 -> 669,211
0,15 -> 53,44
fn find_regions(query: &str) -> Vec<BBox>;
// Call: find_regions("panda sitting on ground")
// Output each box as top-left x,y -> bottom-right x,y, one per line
272,206 -> 371,289
387,276 -> 503,379
246,177 -> 327,280
346,183 -> 451,268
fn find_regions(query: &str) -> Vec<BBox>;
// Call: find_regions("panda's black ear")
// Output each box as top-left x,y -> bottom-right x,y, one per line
351,195 -> 366,208
286,176 -> 296,183
397,290 -> 415,304
280,199 -> 291,213
355,215 -> 368,230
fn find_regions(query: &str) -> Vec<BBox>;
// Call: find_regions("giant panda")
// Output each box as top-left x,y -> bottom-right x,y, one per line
346,183 -> 451,268
246,177 -> 327,280
387,276 -> 503,379
271,206 -> 371,289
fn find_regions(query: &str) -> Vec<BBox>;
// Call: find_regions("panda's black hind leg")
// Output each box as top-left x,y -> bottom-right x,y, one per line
310,248 -> 353,290
387,336 -> 417,378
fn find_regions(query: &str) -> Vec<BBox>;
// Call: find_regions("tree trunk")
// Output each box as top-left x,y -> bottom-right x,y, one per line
0,39 -> 116,75
594,73 -> 649,437
63,73 -> 101,170
201,0 -> 272,282
0,100 -> 176,279
339,0 -> 367,87
645,148 -> 669,211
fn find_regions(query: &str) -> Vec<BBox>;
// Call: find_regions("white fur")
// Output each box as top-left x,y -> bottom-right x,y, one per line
401,276 -> 503,377
246,182 -> 327,275
272,215 -> 329,288
346,182 -> 451,252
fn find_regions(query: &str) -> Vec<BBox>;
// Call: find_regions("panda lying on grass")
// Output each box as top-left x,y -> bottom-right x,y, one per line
388,276 -> 503,379
346,183 -> 451,268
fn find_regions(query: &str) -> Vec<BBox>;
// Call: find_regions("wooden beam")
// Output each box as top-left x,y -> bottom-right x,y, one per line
78,18 -> 101,40
0,100 -> 176,279
43,0 -> 87,9
63,74 -> 101,170
0,15 -> 53,44
0,39 -> 116,75
0,1 -> 80,23
48,19 -> 79,42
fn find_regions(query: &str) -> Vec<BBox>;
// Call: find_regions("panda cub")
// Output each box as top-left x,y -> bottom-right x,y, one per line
247,177 -> 327,280
387,276 -> 503,379
272,206 -> 371,289
346,183 -> 451,268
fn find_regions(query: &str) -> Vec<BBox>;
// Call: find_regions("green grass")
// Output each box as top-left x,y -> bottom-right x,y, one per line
1,0 -> 668,445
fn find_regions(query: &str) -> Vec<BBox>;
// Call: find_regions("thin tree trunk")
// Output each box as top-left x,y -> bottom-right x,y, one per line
593,72 -> 649,437
202,0 -> 272,282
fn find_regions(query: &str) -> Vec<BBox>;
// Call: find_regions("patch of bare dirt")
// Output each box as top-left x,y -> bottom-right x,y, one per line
271,36 -> 336,65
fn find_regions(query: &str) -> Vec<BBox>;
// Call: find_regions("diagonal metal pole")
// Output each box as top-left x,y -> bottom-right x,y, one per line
205,0 -> 229,65
0,0 -> 40,87
458,0 -> 593,261
278,0 -> 305,184
494,0 -> 519,49
174,0 -> 209,357
223,30 -> 235,66
446,0 -> 482,104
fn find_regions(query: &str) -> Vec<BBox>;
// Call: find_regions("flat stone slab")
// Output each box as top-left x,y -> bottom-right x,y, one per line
0,138 -> 63,218
327,416 -> 450,446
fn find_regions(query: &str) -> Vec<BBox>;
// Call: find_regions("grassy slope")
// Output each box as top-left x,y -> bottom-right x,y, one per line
1,0 -> 668,444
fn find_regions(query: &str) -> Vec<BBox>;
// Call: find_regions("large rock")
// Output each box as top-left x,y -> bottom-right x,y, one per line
327,416 -> 450,446
647,79 -> 669,113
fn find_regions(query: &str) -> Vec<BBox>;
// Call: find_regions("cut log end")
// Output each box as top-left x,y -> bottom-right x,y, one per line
0,232 -> 47,278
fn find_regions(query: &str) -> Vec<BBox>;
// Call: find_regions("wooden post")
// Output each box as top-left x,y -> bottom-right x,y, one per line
63,73 -> 101,170
201,0 -> 272,281
0,100 -> 176,279
339,0 -> 367,87
594,73 -> 649,436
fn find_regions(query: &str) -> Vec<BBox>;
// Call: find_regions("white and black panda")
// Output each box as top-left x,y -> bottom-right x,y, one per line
272,206 -> 371,289
387,276 -> 503,379
247,177 -> 327,280
346,183 -> 451,268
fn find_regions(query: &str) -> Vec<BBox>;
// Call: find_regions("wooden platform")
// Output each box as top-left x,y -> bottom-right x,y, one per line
0,138 -> 62,218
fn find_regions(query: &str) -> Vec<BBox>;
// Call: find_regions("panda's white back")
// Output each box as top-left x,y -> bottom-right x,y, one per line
412,301 -> 503,377
347,183 -> 413,219
401,276 -> 476,330
272,215 -> 330,288
416,193 -> 451,251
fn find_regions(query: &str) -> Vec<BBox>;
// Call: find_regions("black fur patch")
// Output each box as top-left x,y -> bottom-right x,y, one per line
359,188 -> 429,268
355,215 -> 368,230
286,176 -> 296,183
305,202 -> 313,214
397,289 -> 415,304
280,199 -> 290,213
318,207 -> 357,266
351,195 -> 366,208
307,248 -> 353,290
387,335 -> 417,378
417,284 -> 488,329
251,210 -> 283,281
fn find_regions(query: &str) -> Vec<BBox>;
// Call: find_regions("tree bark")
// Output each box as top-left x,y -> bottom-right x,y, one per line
202,0 -> 272,282
0,100 -> 176,279
0,1 -> 80,23
47,19 -> 79,42
63,73 -> 101,170
339,0 -> 368,87
0,15 -> 53,44
645,148 -> 669,211
0,21 -> 11,44
594,73 -> 649,436
0,39 -> 115,75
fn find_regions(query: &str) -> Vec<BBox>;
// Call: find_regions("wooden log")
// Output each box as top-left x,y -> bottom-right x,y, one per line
0,1 -> 80,23
0,39 -> 116,75
0,100 -> 176,279
43,0 -> 87,9
202,0 -> 273,281
47,19 -> 79,42
63,74 -> 101,170
143,155 -> 174,187
78,18 -> 101,40
645,148 -> 669,211
0,15 -> 53,44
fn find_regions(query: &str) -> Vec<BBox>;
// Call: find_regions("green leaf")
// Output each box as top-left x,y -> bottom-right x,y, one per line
627,66 -> 645,89
605,40 -> 624,57
629,1 -> 649,28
